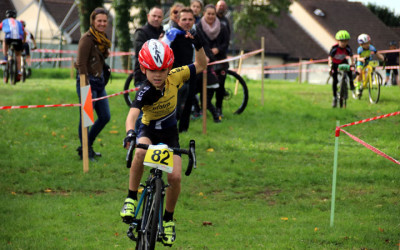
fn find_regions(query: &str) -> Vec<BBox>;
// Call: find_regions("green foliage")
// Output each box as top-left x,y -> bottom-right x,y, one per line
0,70 -> 399,249
230,0 -> 291,43
367,3 -> 400,27
113,0 -> 134,70
77,0 -> 105,34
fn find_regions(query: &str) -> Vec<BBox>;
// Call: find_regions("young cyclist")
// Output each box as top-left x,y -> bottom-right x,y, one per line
0,10 -> 24,79
120,36 -> 206,246
354,33 -> 385,96
328,30 -> 355,107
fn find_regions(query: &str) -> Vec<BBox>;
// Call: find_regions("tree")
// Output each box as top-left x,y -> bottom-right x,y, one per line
367,3 -> 400,27
77,0 -> 105,34
228,0 -> 291,41
113,0 -> 134,69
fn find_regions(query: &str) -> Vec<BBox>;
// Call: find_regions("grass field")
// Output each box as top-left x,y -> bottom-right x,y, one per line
0,69 -> 399,249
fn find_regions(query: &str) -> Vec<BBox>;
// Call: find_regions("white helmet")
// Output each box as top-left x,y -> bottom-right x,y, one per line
357,34 -> 371,44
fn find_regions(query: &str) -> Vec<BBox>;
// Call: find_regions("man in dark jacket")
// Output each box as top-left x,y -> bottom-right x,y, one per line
133,6 -> 164,85
162,8 -> 197,132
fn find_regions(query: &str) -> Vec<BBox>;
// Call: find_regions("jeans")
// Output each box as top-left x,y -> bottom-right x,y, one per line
76,78 -> 111,148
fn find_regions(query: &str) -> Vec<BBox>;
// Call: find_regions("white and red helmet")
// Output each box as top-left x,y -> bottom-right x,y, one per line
357,34 -> 371,44
139,39 -> 174,70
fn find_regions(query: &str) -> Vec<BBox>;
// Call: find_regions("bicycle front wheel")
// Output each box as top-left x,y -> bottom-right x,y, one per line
124,73 -> 135,107
338,74 -> 348,108
223,70 -> 248,114
368,71 -> 381,104
137,178 -> 162,250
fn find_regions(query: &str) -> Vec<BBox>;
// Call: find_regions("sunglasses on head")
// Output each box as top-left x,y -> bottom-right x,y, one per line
173,10 -> 179,14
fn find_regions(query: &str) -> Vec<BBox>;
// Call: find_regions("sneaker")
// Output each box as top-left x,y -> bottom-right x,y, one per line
120,198 -> 138,223
332,97 -> 337,108
162,220 -> 176,246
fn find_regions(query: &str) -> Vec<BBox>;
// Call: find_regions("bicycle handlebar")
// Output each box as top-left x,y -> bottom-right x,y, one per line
126,140 -> 196,176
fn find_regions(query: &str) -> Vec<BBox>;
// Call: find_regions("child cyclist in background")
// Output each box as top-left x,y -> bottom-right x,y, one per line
354,33 -> 385,96
328,30 -> 355,107
120,35 -> 206,246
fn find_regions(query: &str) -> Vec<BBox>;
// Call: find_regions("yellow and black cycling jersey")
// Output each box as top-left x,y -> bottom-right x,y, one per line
132,64 -> 196,129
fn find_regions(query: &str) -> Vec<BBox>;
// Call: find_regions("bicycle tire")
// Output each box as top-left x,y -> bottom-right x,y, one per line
368,71 -> 381,104
338,74 -> 348,108
124,73 -> 135,107
9,58 -> 17,85
224,70 -> 248,114
22,59 -> 26,83
137,178 -> 162,250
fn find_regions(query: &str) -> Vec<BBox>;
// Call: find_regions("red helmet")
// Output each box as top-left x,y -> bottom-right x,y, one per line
139,39 -> 174,70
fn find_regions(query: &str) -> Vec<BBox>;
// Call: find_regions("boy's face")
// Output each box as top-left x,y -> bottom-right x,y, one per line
338,40 -> 349,48
141,67 -> 170,89
361,42 -> 370,49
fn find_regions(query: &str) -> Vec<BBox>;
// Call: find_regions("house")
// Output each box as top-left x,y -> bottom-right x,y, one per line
232,0 -> 400,82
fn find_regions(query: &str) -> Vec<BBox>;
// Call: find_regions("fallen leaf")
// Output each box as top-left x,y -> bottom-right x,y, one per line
206,148 -> 214,152
60,135 -> 65,138
280,217 -> 288,221
43,115 -> 47,119
378,227 -> 384,232
215,233 -> 220,236
198,192 -> 204,196
114,232 -> 119,237
52,131 -> 57,137
44,188 -> 52,193
250,158 -> 256,163
11,191 -> 16,195
109,130 -> 119,134
63,145 -> 68,149
280,147 -> 288,151
202,221 -> 212,226
97,138 -> 102,142
314,227 -> 319,232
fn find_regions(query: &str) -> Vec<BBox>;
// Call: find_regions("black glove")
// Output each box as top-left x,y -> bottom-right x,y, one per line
189,30 -> 204,51
123,129 -> 137,148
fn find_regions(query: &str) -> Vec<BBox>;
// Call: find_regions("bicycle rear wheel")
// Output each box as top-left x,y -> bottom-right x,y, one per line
223,70 -> 248,114
136,178 -> 162,250
368,71 -> 381,104
3,62 -> 9,84
9,58 -> 17,85
124,73 -> 135,107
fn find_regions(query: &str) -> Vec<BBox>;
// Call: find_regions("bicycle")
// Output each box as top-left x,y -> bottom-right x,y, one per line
353,60 -> 383,104
123,69 -> 249,115
125,140 -> 196,250
336,64 -> 354,108
21,51 -> 27,82
3,41 -> 19,85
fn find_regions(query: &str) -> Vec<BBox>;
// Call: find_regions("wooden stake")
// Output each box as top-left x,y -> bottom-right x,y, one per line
80,74 -> 89,173
202,69 -> 207,134
235,50 -> 244,95
261,37 -> 265,105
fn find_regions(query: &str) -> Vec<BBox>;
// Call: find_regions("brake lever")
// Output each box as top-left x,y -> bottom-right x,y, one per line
126,142 -> 135,168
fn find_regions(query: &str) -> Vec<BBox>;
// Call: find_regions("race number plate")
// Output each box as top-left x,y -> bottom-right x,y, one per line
143,144 -> 174,173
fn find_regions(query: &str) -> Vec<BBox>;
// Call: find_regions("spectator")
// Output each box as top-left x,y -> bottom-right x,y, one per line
196,4 -> 229,121
0,10 -> 24,80
75,7 -> 111,161
163,7 -> 198,132
384,41 -> 399,86
216,0 -> 231,38
163,2 -> 184,31
20,20 -> 37,71
190,0 -> 203,24
133,6 -> 164,86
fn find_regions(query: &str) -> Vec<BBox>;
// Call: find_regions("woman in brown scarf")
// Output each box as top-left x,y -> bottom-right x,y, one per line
75,7 -> 111,161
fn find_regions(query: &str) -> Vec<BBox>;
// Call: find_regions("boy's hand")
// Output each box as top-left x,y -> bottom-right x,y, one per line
123,129 -> 137,149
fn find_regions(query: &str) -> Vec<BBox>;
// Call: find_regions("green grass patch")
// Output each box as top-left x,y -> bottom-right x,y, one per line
0,71 -> 399,249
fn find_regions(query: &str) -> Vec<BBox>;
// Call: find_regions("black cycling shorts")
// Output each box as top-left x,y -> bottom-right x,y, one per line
5,39 -> 23,52
138,124 -> 180,155
23,43 -> 30,56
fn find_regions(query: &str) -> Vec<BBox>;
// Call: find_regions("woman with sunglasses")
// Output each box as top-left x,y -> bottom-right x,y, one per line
163,2 -> 184,31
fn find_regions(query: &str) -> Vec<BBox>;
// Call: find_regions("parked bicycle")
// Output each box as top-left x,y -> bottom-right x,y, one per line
123,69 -> 249,115
125,140 -> 196,250
3,41 -> 19,85
336,64 -> 354,108
353,60 -> 383,104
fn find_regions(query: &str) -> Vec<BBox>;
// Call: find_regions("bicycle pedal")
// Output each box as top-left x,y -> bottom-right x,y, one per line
122,217 -> 134,224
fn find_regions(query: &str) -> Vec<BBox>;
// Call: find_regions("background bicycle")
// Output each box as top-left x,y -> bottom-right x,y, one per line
3,41 -> 19,85
123,69 -> 248,115
125,140 -> 196,250
353,59 -> 383,104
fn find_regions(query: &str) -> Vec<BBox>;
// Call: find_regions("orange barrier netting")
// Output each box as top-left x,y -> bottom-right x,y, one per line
335,111 -> 400,165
